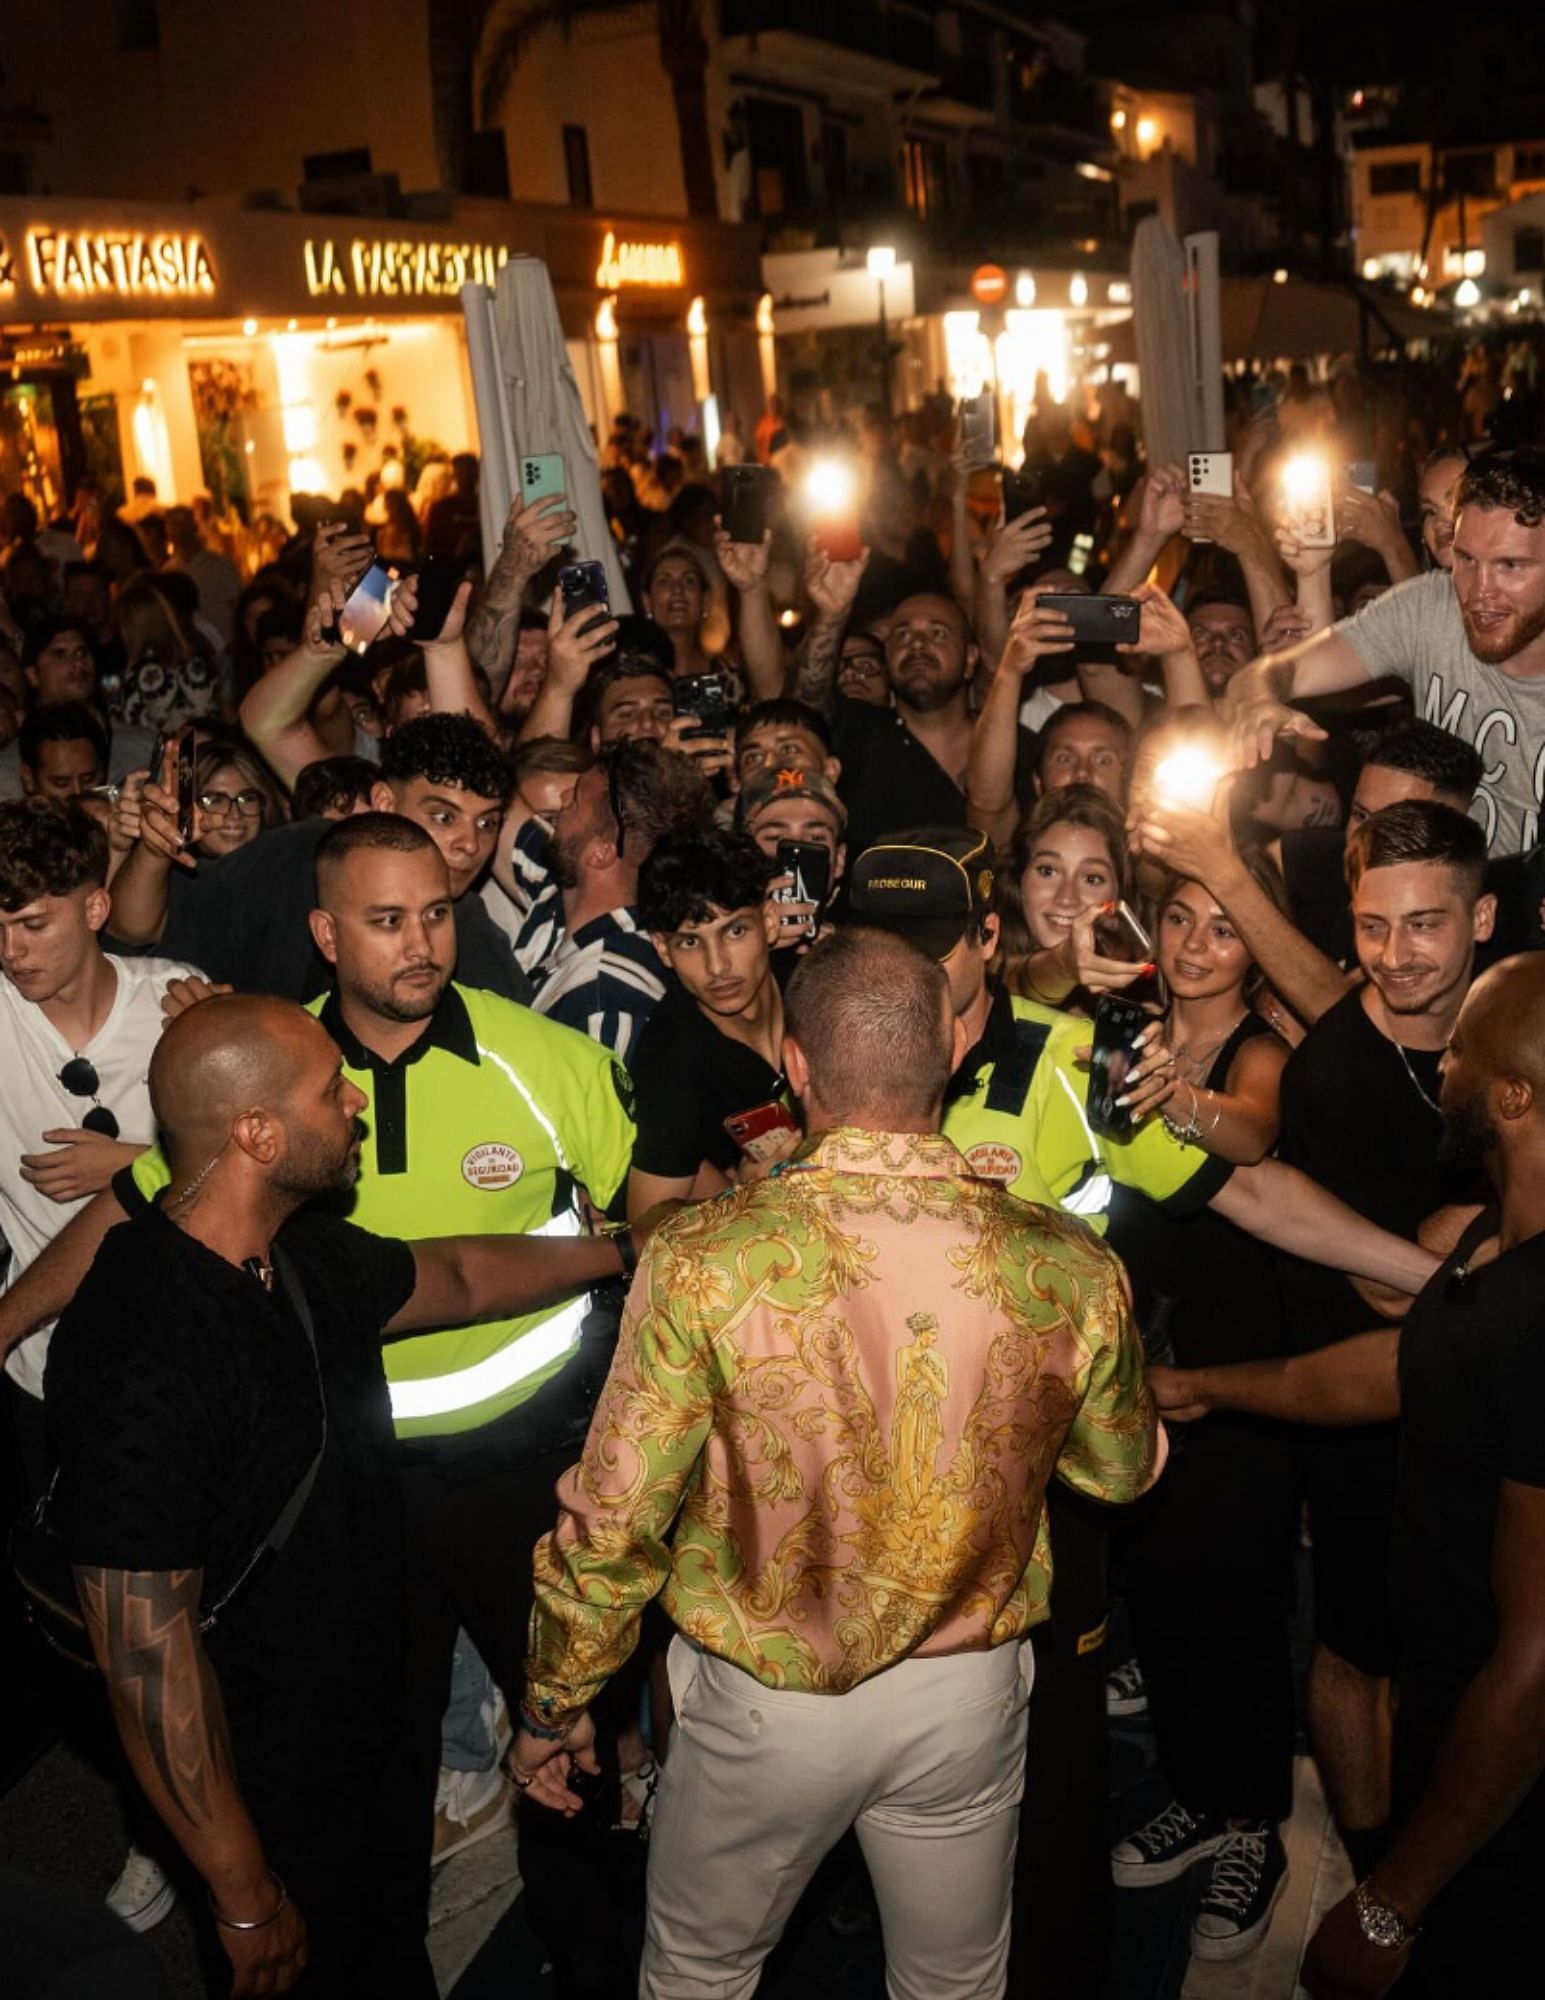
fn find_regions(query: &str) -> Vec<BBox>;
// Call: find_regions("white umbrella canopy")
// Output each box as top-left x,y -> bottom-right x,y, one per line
1131,216 -> 1202,472
461,259 -> 633,611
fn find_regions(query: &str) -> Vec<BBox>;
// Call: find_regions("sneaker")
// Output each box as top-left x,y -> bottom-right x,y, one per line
1190,1823 -> 1288,1961
106,1848 -> 176,1932
432,1764 -> 512,1866
1106,1657 -> 1148,1716
1111,1800 -> 1224,1887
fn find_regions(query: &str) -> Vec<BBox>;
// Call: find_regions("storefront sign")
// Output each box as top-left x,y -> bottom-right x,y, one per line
303,236 -> 509,300
594,229 -> 685,289
22,226 -> 216,301
761,249 -> 916,332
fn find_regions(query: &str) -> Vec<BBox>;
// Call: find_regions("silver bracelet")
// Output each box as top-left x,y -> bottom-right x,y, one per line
1162,1082 -> 1204,1144
210,1871 -> 287,1932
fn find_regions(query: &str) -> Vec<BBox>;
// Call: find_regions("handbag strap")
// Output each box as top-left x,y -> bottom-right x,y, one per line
200,1245 -> 328,1629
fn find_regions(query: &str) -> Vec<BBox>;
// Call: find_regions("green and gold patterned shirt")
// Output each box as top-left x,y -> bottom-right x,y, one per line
525,1127 -> 1158,1719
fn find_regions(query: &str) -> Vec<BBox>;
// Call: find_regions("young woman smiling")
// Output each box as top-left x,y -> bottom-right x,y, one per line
997,784 -> 1146,1015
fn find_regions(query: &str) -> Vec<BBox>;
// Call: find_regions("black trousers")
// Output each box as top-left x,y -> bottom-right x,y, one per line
1008,1487 -> 1113,2000
1115,1418 -> 1299,1825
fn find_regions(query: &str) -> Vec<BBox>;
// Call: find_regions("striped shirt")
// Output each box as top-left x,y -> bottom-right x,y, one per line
509,820 -> 668,1059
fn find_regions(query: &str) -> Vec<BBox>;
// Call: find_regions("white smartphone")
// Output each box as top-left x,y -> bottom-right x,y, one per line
1186,451 -> 1233,544
1282,454 -> 1336,550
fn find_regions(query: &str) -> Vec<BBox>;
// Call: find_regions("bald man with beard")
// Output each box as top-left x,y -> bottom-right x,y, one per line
43,995 -> 636,2000
1150,954 -> 1545,1999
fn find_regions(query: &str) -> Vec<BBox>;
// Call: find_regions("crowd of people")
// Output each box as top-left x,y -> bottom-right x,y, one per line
3,341 -> 1544,2000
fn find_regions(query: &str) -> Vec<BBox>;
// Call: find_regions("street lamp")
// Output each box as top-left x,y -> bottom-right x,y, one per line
867,245 -> 898,421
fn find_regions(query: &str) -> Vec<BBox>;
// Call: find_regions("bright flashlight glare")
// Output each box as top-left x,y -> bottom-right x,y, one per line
806,458 -> 856,515
1153,747 -> 1223,809
1281,453 -> 1326,500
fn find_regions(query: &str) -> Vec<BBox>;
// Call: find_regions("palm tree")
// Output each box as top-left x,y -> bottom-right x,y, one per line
472,0 -> 721,218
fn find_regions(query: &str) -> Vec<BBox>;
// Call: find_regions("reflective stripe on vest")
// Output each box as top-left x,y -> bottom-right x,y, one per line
1054,1066 -> 1114,1218
386,1208 -> 586,1422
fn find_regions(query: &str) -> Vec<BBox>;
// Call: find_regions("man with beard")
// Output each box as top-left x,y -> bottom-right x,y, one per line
1148,951 -> 1545,1998
1164,800 -> 1491,1907
503,739 -> 713,1056
1226,448 -> 1545,854
791,577 -> 1014,860
45,991 -> 638,1996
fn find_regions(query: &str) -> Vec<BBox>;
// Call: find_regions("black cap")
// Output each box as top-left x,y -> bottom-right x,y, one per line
848,826 -> 996,959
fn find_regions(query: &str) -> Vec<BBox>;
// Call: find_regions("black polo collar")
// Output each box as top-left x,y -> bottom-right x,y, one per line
318,982 -> 481,1074
944,983 -> 1015,1106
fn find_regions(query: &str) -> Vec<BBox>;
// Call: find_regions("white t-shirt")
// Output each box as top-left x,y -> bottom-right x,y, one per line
1,952 -> 201,1398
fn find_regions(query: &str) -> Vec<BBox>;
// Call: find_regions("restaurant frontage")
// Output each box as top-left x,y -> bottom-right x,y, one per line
0,196 -> 767,521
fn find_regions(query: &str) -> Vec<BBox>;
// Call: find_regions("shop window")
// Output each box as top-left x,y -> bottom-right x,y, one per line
563,125 -> 594,208
1368,160 -> 1422,197
119,0 -> 160,50
1516,148 -> 1545,183
1515,226 -> 1545,272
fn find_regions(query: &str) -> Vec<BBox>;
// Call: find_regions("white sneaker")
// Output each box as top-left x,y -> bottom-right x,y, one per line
106,1848 -> 177,1932
432,1764 -> 512,1866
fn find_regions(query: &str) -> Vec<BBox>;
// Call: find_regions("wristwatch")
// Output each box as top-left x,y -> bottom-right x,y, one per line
1355,1880 -> 1419,1949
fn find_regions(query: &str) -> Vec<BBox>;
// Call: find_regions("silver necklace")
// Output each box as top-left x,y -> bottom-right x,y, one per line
1169,1009 -> 1248,1084
1391,1036 -> 1442,1115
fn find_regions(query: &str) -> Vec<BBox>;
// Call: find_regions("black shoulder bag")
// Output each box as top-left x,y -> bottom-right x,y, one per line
8,1249 -> 328,1673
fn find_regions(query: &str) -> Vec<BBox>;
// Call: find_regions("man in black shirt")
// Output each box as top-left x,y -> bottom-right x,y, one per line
1149,951 -> 1545,1998
102,715 -> 527,1003
47,993 -> 632,1997
627,828 -> 791,1223
1274,801 -> 1494,1884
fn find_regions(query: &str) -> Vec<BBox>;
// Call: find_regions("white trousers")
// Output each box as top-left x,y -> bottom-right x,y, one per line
640,1633 -> 1035,2000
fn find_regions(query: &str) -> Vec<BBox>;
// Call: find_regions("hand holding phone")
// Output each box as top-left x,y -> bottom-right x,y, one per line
1035,593 -> 1141,647
1087,993 -> 1153,1139
557,560 -> 611,637
722,465 -> 777,544
520,454 -> 568,505
770,839 -> 833,943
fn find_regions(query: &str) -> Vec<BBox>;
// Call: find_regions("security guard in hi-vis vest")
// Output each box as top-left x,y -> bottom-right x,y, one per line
123,818 -> 637,1920
847,827 -> 1230,1998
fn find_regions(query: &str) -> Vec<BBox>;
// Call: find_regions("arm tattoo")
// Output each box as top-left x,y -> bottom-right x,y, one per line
790,616 -> 845,715
76,1566 -> 236,1838
466,536 -> 543,678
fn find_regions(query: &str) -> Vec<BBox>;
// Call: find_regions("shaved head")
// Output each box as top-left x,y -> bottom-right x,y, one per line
150,995 -> 326,1173
1438,953 -> 1545,1178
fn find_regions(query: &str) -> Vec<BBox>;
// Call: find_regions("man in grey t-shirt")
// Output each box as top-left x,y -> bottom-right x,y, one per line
1224,449 -> 1545,855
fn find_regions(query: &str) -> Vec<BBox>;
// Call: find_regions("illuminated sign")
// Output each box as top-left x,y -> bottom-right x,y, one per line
24,227 -> 216,300
304,237 -> 509,300
0,237 -> 13,299
594,229 -> 685,289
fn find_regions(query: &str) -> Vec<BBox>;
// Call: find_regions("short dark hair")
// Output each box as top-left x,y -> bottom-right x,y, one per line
314,810 -> 438,896
785,927 -> 953,1120
22,617 -> 96,672
639,827 -> 772,933
292,755 -> 379,820
1037,700 -> 1134,770
608,614 -> 675,677
1456,448 -> 1545,529
0,798 -> 109,907
379,713 -> 512,804
737,697 -> 833,751
1187,589 -> 1253,621
254,604 -> 304,651
600,738 -> 715,858
19,701 -> 109,772
1364,720 -> 1483,804
1345,798 -> 1486,901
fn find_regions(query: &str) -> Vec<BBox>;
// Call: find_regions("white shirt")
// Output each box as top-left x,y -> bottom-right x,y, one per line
1,952 -> 201,1398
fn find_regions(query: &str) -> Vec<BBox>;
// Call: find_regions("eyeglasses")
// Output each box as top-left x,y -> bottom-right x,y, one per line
58,1056 -> 120,1139
606,760 -> 628,858
196,788 -> 266,818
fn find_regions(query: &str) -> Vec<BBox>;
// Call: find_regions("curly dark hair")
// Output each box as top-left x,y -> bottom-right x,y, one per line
379,713 -> 512,804
292,755 -> 380,821
638,827 -> 773,934
0,798 -> 110,908
1455,448 -> 1545,529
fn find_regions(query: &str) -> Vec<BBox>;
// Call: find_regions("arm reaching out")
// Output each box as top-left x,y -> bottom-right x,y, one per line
1211,1157 -> 1438,1295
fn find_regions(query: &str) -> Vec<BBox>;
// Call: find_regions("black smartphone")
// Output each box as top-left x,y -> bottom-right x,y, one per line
557,559 -> 611,636
1092,899 -> 1153,964
1087,993 -> 1151,1140
722,465 -> 776,544
674,671 -> 734,739
773,839 -> 833,930
1037,593 -> 1141,647
174,728 -> 196,847
1001,466 -> 1047,523
406,555 -> 468,642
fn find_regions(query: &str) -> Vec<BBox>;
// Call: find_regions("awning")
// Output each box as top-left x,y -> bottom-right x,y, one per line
1104,275 -> 1447,365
